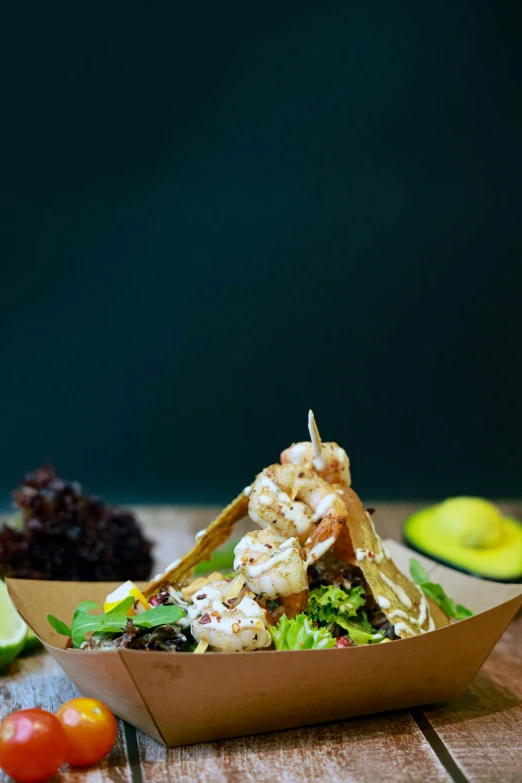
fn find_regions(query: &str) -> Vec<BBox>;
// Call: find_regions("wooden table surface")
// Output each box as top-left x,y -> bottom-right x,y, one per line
2,502 -> 522,783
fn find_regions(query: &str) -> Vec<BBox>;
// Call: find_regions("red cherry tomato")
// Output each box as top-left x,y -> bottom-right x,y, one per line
335,636 -> 351,647
55,697 -> 117,767
0,708 -> 68,783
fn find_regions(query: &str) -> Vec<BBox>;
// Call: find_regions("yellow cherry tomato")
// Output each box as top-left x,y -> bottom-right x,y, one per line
55,698 -> 117,767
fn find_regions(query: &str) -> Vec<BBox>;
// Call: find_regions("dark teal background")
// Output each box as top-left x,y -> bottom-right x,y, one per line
1,2 -> 521,506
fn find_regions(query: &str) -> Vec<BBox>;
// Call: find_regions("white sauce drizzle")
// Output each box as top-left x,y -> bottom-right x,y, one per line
394,622 -> 415,636
234,531 -> 286,558
165,558 -> 181,572
195,529 -> 206,541
247,549 -> 292,577
381,590 -> 435,636
365,511 -> 391,562
260,476 -> 280,493
354,511 -> 389,565
416,587 -> 435,631
389,609 -> 410,621
377,596 -> 391,610
312,493 -> 337,522
380,573 -> 413,610
305,535 -> 336,568
355,548 -> 384,565
234,533 -> 306,598
256,476 -> 312,536
243,485 -> 252,497
279,537 -> 298,551
416,591 -> 427,628
258,494 -> 273,506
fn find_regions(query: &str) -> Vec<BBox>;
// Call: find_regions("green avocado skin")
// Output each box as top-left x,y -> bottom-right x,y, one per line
404,508 -> 522,583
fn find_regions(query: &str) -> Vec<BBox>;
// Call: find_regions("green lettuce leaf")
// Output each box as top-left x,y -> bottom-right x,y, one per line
409,557 -> 430,585
48,598 -> 185,648
307,585 -> 366,625
131,604 -> 184,629
305,585 -> 380,645
418,582 -> 473,620
70,597 -> 135,648
269,614 -> 336,650
336,614 -> 383,645
409,558 -> 473,620
46,615 -> 72,637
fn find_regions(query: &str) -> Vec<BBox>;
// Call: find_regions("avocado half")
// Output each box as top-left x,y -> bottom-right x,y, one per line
404,497 -> 522,582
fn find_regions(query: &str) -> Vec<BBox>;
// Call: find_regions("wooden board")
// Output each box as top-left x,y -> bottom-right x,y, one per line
422,612 -> 522,783
1,502 -> 522,783
135,712 -> 452,783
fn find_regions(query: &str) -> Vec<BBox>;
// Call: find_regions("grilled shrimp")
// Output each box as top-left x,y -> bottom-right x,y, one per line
233,529 -> 308,599
187,577 -> 272,652
281,442 -> 351,489
280,410 -> 351,490
249,462 -> 348,566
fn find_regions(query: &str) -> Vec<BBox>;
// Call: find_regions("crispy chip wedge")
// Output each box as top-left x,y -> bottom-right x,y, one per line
341,487 -> 450,636
143,491 -> 249,598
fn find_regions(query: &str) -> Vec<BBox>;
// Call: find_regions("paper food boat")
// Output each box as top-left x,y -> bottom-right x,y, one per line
8,541 -> 522,748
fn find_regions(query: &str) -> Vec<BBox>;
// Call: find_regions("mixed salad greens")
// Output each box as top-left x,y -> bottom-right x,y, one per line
270,584 -> 379,650
46,558 -> 473,653
48,597 -> 188,651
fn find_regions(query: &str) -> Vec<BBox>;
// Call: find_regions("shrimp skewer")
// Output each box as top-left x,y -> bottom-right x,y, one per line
280,410 -> 355,563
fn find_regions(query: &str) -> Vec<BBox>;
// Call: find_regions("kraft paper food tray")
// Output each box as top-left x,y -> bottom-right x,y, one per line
7,541 -> 522,748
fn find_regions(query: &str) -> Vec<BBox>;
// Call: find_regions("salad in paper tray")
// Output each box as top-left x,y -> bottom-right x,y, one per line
48,412 -> 471,654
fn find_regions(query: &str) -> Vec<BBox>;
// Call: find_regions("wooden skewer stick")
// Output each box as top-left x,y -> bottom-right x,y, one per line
226,573 -> 246,600
308,409 -> 323,459
194,640 -> 209,654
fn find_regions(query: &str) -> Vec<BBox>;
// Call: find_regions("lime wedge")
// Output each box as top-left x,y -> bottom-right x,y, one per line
0,581 -> 28,668
24,626 -> 41,652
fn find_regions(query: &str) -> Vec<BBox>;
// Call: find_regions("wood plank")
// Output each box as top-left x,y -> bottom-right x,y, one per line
0,648 -> 135,783
421,611 -> 522,783
135,712 -> 452,783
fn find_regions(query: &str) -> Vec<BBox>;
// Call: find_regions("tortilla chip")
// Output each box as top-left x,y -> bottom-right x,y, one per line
341,487 -> 450,636
143,491 -> 249,598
